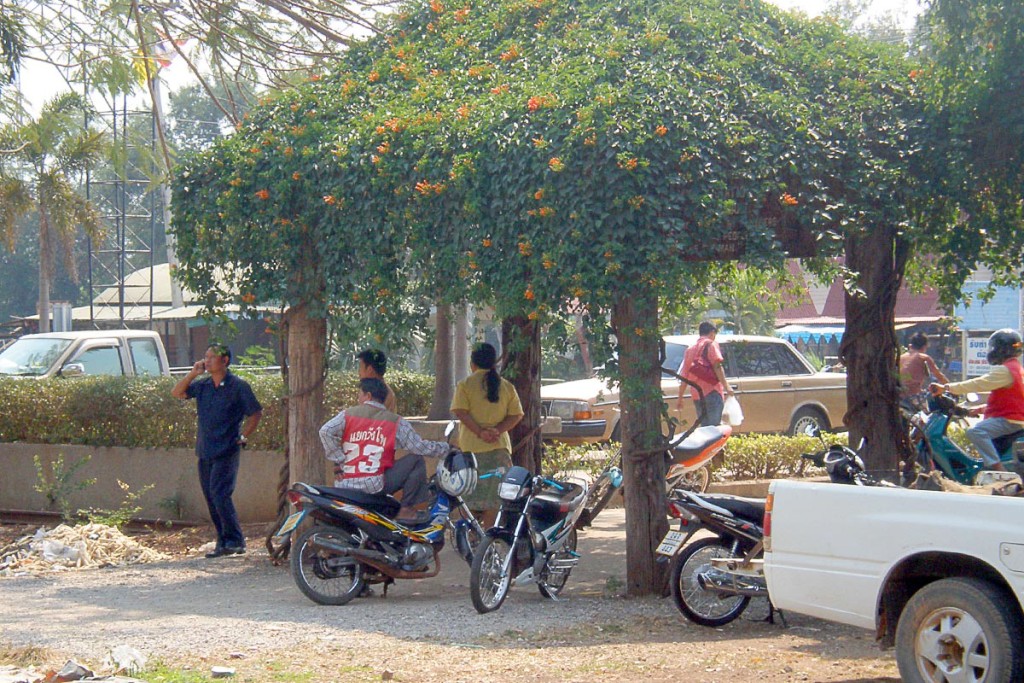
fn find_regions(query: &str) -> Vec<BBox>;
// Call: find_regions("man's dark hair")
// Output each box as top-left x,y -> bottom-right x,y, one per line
359,377 -> 389,404
908,332 -> 929,350
698,321 -> 717,337
209,343 -> 232,366
358,348 -> 388,376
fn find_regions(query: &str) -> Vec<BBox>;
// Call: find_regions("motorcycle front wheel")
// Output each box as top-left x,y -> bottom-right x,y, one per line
290,525 -> 365,606
671,537 -> 750,627
470,536 -> 513,613
538,528 -> 578,599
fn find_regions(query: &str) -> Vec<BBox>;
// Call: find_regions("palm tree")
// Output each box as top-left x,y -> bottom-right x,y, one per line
0,92 -> 105,331
0,11 -> 26,87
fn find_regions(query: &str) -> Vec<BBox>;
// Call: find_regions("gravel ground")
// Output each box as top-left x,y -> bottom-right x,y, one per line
0,510 -> 900,682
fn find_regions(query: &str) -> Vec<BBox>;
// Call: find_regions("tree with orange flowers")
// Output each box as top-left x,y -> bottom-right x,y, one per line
175,0 -> 935,595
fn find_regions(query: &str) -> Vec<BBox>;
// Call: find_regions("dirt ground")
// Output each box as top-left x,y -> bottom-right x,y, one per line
0,512 -> 901,683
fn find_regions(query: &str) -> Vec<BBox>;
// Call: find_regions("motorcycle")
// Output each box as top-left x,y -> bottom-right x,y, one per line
273,425 -> 488,605
469,466 -> 588,613
576,372 -> 731,529
915,392 -> 1024,485
657,433 -> 885,627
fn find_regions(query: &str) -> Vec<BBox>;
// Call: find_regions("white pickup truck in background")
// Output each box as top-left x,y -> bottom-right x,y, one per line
0,330 -> 170,378
764,480 -> 1024,683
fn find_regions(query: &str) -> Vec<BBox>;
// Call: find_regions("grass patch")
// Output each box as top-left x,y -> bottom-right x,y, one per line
0,642 -> 53,667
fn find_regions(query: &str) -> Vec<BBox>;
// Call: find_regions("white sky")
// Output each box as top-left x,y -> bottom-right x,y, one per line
11,0 -> 924,116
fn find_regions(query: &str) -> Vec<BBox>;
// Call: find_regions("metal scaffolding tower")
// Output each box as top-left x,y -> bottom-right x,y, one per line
85,95 -> 158,327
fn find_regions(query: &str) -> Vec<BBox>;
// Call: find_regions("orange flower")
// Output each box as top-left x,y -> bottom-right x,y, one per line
583,134 -> 597,146
538,206 -> 554,217
292,172 -> 301,181
532,137 -> 546,148
250,146 -> 261,155
430,0 -> 443,12
284,147 -> 294,156
655,125 -> 668,136
527,96 -> 543,111
323,195 -> 337,205
548,157 -> 565,172
454,7 -> 469,21
482,238 -> 493,247
542,258 -> 554,269
255,189 -> 270,200
500,45 -> 520,62
534,188 -> 545,200
780,192 -> 799,206
290,103 -> 299,112
457,104 -> 471,119
909,69 -> 920,79
628,195 -> 645,209
619,157 -> 638,171
524,285 -> 535,301
228,177 -> 242,187
241,292 -> 257,304
528,311 -> 539,320
309,74 -> 321,82
377,141 -> 390,154
518,241 -> 533,256
368,71 -> 380,83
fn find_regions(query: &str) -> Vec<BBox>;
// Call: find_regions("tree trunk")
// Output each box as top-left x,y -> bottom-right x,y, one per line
428,301 -> 454,420
839,226 -> 911,480
501,315 -> 543,473
286,304 -> 327,486
37,205 -> 51,333
453,304 -> 470,384
575,313 -> 593,377
611,291 -> 669,597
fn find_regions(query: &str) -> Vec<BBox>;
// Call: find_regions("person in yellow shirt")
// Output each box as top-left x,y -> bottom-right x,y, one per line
451,342 -> 524,525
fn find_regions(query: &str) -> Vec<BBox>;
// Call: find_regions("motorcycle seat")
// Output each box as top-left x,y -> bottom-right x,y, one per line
669,425 -> 730,460
993,430 -> 1024,456
691,492 -> 765,524
315,485 -> 402,518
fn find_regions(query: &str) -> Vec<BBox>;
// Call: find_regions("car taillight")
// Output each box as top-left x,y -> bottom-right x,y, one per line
763,492 -> 773,552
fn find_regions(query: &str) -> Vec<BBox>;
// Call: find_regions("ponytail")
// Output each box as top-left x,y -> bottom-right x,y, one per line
471,342 -> 501,403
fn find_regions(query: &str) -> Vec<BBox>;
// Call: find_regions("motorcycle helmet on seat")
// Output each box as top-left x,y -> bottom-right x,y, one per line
986,329 -> 1023,365
436,449 -> 478,497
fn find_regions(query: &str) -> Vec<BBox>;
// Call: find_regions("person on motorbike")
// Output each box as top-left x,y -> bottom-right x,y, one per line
929,329 -> 1024,472
320,377 -> 450,523
900,332 -> 948,412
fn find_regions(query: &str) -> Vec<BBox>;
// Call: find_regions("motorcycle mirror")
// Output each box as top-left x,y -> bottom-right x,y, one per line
444,420 -> 457,439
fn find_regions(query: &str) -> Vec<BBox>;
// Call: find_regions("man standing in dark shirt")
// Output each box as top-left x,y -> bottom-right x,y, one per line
172,344 -> 262,558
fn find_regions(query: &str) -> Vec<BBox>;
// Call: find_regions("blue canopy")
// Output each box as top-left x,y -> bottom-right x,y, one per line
776,325 -> 845,344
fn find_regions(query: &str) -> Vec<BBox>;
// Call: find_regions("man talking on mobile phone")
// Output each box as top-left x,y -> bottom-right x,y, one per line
172,344 -> 262,558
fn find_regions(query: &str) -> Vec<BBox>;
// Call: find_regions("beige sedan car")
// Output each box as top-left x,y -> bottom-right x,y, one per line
541,334 -> 847,444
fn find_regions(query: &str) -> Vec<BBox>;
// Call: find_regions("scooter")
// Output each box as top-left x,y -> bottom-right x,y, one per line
916,392 -> 1024,485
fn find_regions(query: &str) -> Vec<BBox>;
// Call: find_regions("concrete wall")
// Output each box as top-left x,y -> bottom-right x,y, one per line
0,418 -> 560,524
0,442 -> 284,523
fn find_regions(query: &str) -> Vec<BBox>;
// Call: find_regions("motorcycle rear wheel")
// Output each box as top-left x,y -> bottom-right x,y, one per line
671,537 -> 750,627
470,536 -> 513,613
667,464 -> 710,495
290,525 -> 365,606
538,528 -> 578,599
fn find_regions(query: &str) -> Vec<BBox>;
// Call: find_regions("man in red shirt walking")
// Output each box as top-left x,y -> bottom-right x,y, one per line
677,321 -> 734,427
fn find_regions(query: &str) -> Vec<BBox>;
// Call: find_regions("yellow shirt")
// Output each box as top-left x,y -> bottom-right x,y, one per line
451,370 -> 524,454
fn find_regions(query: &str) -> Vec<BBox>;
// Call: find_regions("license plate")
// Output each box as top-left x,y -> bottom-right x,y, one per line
274,510 -> 306,538
656,530 -> 688,556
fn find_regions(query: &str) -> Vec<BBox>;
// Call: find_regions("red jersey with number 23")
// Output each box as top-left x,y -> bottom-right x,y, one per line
340,414 -> 398,479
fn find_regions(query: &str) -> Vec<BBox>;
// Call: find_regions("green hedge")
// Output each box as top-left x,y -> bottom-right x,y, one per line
542,432 -> 850,482
0,370 -> 435,451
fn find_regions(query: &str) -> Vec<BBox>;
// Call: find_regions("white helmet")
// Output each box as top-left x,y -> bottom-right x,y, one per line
436,450 -> 478,497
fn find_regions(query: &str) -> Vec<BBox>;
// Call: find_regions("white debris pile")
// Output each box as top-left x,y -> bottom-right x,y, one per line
0,523 -> 168,573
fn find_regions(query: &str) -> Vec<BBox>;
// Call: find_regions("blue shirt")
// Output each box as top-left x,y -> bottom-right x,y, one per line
186,371 -> 262,460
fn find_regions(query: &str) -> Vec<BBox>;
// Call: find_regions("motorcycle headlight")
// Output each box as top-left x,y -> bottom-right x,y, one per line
498,481 -> 528,501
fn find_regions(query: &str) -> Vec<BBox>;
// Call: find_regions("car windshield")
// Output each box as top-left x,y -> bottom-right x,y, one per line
662,342 -> 687,378
0,338 -> 72,376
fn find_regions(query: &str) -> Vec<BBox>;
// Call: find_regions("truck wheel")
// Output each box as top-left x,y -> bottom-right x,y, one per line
670,537 -> 750,627
789,407 -> 829,437
896,577 -> 1024,683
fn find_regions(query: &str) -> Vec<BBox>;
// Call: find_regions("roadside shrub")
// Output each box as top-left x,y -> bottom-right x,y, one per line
0,370 -> 434,451
717,432 -> 849,480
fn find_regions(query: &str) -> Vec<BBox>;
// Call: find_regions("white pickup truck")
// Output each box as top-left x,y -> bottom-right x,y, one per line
0,330 -> 170,378
764,479 -> 1024,682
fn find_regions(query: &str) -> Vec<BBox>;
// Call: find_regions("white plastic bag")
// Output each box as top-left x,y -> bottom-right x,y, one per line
723,395 -> 744,426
